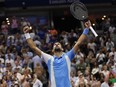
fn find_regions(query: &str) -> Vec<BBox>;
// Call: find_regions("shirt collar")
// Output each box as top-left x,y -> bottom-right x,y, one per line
53,52 -> 65,59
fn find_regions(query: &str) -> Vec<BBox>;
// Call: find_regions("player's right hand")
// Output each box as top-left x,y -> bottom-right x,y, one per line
23,26 -> 30,33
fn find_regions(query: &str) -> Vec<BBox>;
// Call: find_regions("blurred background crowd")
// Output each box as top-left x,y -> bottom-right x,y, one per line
0,15 -> 116,87
0,0 -> 116,87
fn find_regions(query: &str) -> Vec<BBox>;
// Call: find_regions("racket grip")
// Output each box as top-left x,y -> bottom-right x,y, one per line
89,26 -> 98,37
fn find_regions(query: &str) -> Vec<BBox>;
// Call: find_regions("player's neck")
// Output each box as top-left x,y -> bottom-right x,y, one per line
54,51 -> 63,58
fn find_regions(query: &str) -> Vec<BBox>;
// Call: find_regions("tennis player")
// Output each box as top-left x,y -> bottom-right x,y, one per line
23,21 -> 91,87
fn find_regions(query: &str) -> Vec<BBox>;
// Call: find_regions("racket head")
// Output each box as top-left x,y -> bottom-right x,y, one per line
70,1 -> 88,21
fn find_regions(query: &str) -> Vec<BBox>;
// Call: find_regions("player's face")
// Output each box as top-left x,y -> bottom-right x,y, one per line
53,42 -> 63,52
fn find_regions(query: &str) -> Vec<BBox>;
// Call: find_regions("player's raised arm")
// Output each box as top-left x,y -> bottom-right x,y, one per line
73,21 -> 91,53
23,26 -> 42,57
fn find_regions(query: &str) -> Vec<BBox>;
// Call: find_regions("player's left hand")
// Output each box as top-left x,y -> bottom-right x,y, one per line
84,20 -> 91,29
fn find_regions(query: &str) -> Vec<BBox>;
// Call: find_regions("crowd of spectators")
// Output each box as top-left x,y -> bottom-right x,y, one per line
0,16 -> 116,87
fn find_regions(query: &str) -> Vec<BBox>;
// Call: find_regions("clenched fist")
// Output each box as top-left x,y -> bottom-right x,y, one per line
23,26 -> 31,33
84,20 -> 91,29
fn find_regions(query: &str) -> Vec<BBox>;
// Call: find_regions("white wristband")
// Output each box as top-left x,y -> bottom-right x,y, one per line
24,33 -> 31,39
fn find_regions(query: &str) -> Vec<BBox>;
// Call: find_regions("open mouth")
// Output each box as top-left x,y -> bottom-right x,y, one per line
54,47 -> 62,52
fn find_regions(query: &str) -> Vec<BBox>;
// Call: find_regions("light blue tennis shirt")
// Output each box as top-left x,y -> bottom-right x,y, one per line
41,49 -> 75,87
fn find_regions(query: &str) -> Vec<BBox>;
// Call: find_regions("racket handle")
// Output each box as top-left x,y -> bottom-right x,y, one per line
89,26 -> 98,37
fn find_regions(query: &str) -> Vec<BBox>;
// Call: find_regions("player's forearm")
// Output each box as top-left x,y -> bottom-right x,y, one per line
26,38 -> 36,49
24,33 -> 36,49
73,28 -> 89,53
77,34 -> 87,45
25,33 -> 41,56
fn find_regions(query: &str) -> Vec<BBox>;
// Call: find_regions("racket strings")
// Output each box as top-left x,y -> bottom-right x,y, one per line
73,3 -> 87,12
70,1 -> 88,21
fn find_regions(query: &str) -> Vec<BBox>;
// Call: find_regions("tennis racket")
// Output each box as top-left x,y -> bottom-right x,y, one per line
70,1 -> 98,37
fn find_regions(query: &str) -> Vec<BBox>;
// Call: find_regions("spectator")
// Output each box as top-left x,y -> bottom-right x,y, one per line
32,74 -> 43,87
5,49 -> 14,60
0,76 -> 7,87
12,60 -> 22,71
111,63 -> 116,77
106,38 -> 114,51
49,27 -> 58,36
91,62 -> 100,80
90,74 -> 101,87
109,25 -> 116,35
96,49 -> 105,65
32,55 -> 43,68
20,68 -> 31,87
109,48 -> 116,62
10,16 -> 19,34
101,65 -> 110,77
76,57 -> 86,74
87,39 -> 97,53
108,72 -> 116,85
6,36 -> 15,47
75,49 -> 84,65
106,54 -> 114,67
1,21 -> 8,35
70,71 -> 78,86
99,36 -> 106,48
5,54 -> 15,67
101,75 -> 109,87
75,72 -> 88,87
